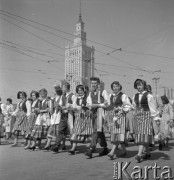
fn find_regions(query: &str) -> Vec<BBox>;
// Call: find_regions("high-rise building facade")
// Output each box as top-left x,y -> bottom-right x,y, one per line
65,13 -> 95,92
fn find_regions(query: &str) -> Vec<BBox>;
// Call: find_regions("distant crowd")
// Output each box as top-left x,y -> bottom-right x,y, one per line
0,77 -> 174,163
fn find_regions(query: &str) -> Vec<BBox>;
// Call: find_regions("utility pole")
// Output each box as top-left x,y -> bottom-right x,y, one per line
152,77 -> 160,95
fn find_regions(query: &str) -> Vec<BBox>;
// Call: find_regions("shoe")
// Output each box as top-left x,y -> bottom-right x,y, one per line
61,146 -> 66,150
129,139 -> 135,142
119,151 -> 127,157
149,143 -> 154,147
142,153 -> 151,159
43,146 -> 50,151
159,143 -> 163,150
68,150 -> 75,155
24,145 -> 30,150
11,143 -> 18,147
84,149 -> 93,158
107,153 -> 114,160
29,146 -> 36,151
99,148 -> 108,157
135,155 -> 143,163
52,145 -> 60,153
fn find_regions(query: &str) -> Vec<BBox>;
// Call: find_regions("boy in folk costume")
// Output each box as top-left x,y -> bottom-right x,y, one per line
84,77 -> 110,158
52,81 -> 76,153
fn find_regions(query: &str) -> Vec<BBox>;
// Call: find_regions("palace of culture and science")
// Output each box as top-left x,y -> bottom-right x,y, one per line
64,11 -> 95,92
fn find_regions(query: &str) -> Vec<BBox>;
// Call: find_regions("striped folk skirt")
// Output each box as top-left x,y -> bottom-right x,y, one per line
12,111 -> 28,136
134,110 -> 153,144
25,113 -> 38,138
47,124 -> 59,138
71,111 -> 93,143
31,125 -> 49,139
105,110 -> 126,143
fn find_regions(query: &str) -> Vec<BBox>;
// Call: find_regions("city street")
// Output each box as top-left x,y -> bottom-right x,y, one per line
0,137 -> 174,180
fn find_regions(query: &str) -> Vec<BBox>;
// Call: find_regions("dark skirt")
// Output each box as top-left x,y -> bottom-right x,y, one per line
31,125 -> 49,139
12,111 -> 28,136
134,110 -> 153,144
25,113 -> 38,138
47,124 -> 59,138
71,110 -> 93,142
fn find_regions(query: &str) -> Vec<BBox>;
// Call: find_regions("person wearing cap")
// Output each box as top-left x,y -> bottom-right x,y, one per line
132,79 -> 158,163
84,77 -> 110,158
51,82 -> 76,153
43,85 -> 63,151
106,81 -> 131,159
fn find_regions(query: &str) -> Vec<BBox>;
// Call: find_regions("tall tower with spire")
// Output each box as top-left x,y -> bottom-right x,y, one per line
65,1 -> 95,92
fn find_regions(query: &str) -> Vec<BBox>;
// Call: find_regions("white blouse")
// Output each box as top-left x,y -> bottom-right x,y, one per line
109,93 -> 131,112
132,91 -> 158,117
72,96 -> 85,110
12,100 -> 31,117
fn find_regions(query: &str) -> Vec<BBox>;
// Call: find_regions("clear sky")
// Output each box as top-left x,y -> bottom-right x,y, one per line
0,0 -> 174,103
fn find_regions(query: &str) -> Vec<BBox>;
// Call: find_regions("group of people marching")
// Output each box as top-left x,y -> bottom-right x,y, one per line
0,77 -> 174,163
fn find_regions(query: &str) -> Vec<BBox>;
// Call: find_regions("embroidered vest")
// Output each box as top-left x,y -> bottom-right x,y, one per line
76,96 -> 87,107
67,93 -> 73,104
134,92 -> 150,111
110,92 -> 123,107
91,90 -> 104,104
40,100 -> 49,110
19,100 -> 27,113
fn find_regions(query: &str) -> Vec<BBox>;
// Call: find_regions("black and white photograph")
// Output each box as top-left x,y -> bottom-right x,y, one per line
0,0 -> 174,179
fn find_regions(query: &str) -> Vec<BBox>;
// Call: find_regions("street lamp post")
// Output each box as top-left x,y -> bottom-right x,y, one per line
152,77 -> 160,95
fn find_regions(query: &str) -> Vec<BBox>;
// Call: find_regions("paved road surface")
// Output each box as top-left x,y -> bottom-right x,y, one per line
0,137 -> 174,180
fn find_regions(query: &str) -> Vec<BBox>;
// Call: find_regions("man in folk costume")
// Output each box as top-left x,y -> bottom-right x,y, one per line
85,77 -> 110,158
52,81 -> 76,153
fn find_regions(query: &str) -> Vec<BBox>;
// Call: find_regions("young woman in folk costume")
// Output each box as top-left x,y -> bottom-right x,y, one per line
52,82 -> 76,153
24,91 -> 40,149
30,88 -> 52,150
132,79 -> 158,163
69,85 -> 93,155
105,81 -> 131,159
11,91 -> 31,147
3,98 -> 15,139
158,95 -> 174,149
43,85 -> 63,151
84,77 -> 110,159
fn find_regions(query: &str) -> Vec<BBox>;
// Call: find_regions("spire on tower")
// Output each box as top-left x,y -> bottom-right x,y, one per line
78,0 -> 82,22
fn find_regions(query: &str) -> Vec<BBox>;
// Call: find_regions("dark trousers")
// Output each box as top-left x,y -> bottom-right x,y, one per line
55,113 -> 68,146
90,131 -> 107,150
89,108 -> 107,150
